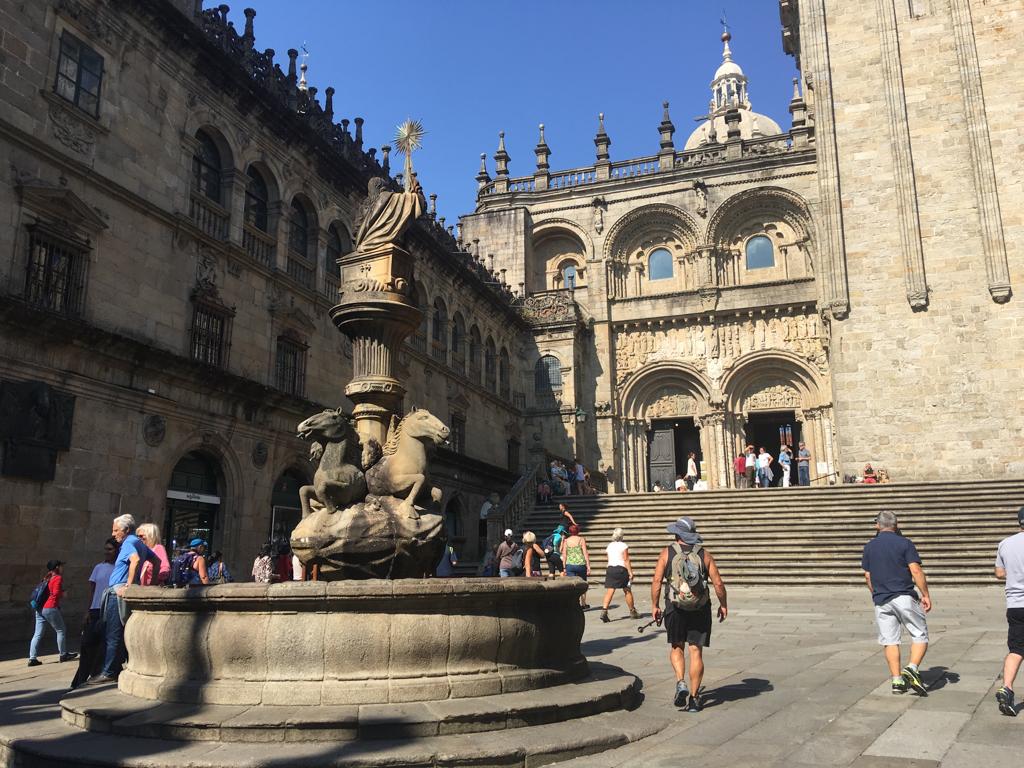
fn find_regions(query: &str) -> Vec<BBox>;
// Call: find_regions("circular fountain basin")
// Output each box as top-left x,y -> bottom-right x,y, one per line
118,577 -> 588,706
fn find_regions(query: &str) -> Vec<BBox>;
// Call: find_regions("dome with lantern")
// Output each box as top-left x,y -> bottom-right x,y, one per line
684,29 -> 783,150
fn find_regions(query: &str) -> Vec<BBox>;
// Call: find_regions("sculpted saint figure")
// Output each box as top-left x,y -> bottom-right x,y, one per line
353,175 -> 426,257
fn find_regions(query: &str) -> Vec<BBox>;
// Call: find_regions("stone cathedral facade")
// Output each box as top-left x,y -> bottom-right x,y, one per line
463,0 -> 1023,493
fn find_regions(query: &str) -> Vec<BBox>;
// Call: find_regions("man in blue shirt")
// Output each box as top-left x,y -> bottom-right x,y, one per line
862,510 -> 932,695
89,513 -> 156,684
797,442 -> 812,486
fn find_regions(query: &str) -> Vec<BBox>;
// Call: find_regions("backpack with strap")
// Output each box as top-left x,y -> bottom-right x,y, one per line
508,547 -> 525,575
170,552 -> 197,587
541,533 -> 556,555
28,577 -> 51,613
666,543 -> 709,610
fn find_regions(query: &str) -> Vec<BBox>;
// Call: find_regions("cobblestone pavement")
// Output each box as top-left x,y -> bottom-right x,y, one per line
0,585 -> 1020,767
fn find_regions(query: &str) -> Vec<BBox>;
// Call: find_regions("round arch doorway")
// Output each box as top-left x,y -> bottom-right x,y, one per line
270,468 -> 307,549
165,451 -> 223,556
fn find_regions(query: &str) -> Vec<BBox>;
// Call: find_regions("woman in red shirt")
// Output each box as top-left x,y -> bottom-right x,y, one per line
28,560 -> 78,666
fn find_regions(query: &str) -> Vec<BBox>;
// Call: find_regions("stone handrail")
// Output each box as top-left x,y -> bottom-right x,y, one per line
610,155 -> 660,179
486,461 -> 543,546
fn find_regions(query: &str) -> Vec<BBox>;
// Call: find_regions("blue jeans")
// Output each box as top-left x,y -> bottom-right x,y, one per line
101,589 -> 125,676
29,608 -> 67,659
499,569 -> 512,577
565,564 -> 587,580
798,464 -> 810,486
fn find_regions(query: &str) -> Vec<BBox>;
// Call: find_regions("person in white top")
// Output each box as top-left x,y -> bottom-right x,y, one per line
600,528 -> 639,623
87,538 -> 118,622
674,474 -> 686,492
756,447 -> 774,488
685,452 -> 698,491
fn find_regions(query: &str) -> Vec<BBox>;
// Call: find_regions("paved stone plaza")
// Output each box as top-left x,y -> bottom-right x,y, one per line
0,585 -> 1020,767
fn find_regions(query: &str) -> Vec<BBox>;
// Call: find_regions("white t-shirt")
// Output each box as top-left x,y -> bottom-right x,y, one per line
996,531 -> 1024,609
758,453 -> 772,468
745,453 -> 756,469
606,541 -> 629,568
88,562 -> 114,610
674,478 -> 685,491
292,554 -> 304,580
686,458 -> 698,478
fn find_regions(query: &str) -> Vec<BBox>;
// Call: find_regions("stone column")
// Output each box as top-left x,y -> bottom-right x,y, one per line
225,169 -> 248,247
330,244 -> 422,445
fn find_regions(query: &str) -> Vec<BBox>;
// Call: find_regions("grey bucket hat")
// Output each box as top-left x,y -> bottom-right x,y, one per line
666,516 -> 702,546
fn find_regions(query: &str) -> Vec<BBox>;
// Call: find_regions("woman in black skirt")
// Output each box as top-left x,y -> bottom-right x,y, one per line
600,527 -> 639,622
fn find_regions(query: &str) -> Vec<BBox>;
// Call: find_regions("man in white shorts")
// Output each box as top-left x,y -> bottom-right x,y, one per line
861,510 -> 932,695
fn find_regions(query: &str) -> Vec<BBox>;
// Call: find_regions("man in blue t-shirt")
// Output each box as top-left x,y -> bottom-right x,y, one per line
89,514 -> 156,684
862,510 -> 932,695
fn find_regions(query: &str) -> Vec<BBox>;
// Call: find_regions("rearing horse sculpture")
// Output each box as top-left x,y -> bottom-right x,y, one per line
296,409 -> 367,518
365,409 -> 449,519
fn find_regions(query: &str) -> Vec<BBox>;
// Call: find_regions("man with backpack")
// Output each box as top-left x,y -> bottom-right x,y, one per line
651,516 -> 728,712
495,529 -> 521,577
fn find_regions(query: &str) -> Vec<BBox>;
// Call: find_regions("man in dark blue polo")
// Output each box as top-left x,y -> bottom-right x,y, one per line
862,510 -> 932,695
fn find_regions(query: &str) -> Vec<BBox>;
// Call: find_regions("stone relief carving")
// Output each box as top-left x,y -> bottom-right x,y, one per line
614,310 -> 828,387
142,414 -> 166,446
645,388 -> 696,419
48,104 -> 97,156
520,292 -> 577,324
745,384 -> 800,410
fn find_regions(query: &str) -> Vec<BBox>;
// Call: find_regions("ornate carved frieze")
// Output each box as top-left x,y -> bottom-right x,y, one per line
614,309 -> 828,386
745,384 -> 800,410
644,388 -> 696,419
142,414 -> 166,447
48,102 -> 98,157
519,292 -> 577,325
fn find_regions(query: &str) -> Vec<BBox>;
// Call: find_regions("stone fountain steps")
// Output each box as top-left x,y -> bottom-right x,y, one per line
515,479 -> 1024,586
39,668 -> 668,768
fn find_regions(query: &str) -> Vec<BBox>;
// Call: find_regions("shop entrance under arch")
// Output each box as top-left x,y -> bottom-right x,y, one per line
744,410 -> 800,486
270,469 -> 306,549
165,451 -> 222,556
647,418 -> 702,491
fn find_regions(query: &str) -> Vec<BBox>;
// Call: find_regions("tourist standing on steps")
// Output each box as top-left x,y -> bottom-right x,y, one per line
71,539 -> 117,688
28,560 -> 77,666
651,517 -> 727,712
861,510 -> 932,695
496,529 -> 520,577
600,527 -> 639,623
674,473 -> 686,492
756,447 -> 773,488
561,525 -> 591,608
744,445 -> 756,489
558,502 -> 577,529
778,445 -> 792,488
734,453 -> 747,489
91,514 -> 157,683
797,442 -> 812,486
87,539 -> 117,625
685,452 -> 698,491
994,506 -> 1024,717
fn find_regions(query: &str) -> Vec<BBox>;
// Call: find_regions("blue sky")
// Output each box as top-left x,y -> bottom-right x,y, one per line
232,1 -> 797,224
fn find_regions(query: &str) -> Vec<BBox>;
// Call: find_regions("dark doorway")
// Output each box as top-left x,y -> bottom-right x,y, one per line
271,469 -> 305,549
648,418 -> 702,491
165,451 -> 222,556
744,411 -> 800,487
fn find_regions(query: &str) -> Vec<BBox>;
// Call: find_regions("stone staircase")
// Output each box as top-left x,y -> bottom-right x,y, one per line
517,480 -> 1024,586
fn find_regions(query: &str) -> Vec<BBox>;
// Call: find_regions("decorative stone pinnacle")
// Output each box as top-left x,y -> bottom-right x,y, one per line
791,77 -> 801,100
497,131 -> 506,152
538,124 -> 545,142
595,113 -> 611,162
663,101 -> 670,120
598,113 -> 606,134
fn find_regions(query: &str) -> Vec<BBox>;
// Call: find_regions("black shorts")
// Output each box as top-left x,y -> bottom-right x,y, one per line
547,552 -> 563,574
604,566 -> 630,589
1008,608 -> 1024,656
664,602 -> 712,647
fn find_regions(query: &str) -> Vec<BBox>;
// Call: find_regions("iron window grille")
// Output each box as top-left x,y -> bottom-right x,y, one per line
244,168 -> 269,231
23,226 -> 88,316
275,336 -> 307,397
54,31 -> 103,117
534,355 -> 562,393
191,131 -> 222,203
288,200 -> 309,255
189,303 -> 231,368
450,413 -> 466,454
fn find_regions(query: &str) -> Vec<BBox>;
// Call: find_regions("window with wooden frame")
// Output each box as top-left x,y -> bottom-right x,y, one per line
275,333 -> 308,397
23,226 -> 89,316
54,31 -> 103,117
449,412 -> 466,454
189,301 -> 232,368
191,130 -> 222,204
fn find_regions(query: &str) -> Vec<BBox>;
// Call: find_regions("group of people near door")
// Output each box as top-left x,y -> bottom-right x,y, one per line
733,442 -> 812,488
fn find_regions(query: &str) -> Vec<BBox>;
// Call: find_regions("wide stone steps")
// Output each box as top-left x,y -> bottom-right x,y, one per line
515,479 -> 1023,586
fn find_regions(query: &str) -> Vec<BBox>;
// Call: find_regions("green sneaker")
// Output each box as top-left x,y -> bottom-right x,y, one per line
996,686 -> 1017,717
891,678 -> 907,694
901,666 -> 927,696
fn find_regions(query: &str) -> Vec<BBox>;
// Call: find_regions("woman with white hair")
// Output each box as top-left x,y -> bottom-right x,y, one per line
136,524 -> 170,586
600,527 -> 639,623
521,531 -> 547,577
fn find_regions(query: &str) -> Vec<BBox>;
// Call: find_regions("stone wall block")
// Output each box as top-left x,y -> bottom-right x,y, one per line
264,606 -> 325,682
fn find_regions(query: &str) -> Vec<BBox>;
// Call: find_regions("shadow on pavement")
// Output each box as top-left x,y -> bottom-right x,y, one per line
581,630 -> 659,656
701,677 -> 774,708
923,666 -> 959,692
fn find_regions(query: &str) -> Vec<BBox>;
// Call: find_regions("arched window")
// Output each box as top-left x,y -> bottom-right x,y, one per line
191,130 -> 222,203
648,248 -> 673,280
562,263 -> 577,290
745,235 -> 775,269
288,199 -> 309,256
485,337 -> 497,392
244,167 -> 269,231
499,347 -> 510,399
469,326 -> 482,374
432,298 -> 447,344
325,223 -> 350,277
534,355 -> 562,393
451,313 -> 466,360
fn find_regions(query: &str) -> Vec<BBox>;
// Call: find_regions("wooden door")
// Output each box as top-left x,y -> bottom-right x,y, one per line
648,426 -> 675,491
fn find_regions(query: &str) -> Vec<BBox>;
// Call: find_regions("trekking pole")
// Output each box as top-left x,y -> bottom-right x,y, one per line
637,615 -> 663,634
